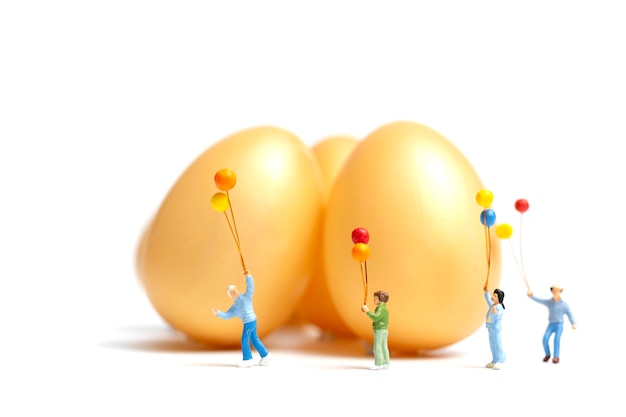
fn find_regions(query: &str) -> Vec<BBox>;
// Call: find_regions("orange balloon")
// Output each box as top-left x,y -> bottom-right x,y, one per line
352,243 -> 370,263
214,168 -> 237,191
323,121 -> 501,352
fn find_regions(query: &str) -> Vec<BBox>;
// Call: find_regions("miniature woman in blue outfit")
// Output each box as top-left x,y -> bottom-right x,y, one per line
484,286 -> 505,370
212,270 -> 272,368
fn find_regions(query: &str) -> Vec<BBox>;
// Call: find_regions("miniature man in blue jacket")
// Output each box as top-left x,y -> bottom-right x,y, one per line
527,283 -> 576,364
212,270 -> 272,368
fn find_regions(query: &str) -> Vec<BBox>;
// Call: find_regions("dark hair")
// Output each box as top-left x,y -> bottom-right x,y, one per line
493,289 -> 505,309
374,290 -> 389,303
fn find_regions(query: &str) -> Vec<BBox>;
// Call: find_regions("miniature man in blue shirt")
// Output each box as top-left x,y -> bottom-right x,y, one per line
484,285 -> 505,370
212,270 -> 272,368
527,283 -> 576,364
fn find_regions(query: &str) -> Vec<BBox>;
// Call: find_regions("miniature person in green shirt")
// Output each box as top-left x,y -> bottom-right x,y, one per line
361,290 -> 390,370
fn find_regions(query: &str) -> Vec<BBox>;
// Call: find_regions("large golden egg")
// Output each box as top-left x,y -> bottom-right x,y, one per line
322,121 -> 501,352
294,135 -> 360,338
139,126 -> 324,346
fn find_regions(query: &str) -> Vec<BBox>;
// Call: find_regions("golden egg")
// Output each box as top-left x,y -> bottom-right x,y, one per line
293,135 -> 360,338
322,121 -> 501,352
139,126 -> 324,347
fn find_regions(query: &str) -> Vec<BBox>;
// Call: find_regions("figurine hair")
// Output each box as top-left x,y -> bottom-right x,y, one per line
493,289 -> 505,309
374,290 -> 389,303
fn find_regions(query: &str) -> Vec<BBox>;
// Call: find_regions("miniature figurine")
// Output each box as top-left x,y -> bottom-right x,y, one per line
484,285 -> 505,370
361,290 -> 390,370
527,284 -> 577,364
212,270 -> 272,367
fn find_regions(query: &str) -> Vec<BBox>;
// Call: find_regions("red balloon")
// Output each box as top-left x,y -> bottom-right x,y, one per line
351,227 -> 369,244
515,199 -> 529,213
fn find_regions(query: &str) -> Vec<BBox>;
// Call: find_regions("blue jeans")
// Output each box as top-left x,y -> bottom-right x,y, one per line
241,320 -> 269,361
542,322 -> 564,358
487,324 -> 505,364
373,329 -> 390,366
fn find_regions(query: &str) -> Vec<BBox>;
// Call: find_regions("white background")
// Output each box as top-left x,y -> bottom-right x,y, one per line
1,1 -> 623,415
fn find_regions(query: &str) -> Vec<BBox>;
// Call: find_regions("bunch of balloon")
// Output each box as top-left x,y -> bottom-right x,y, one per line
210,168 -> 247,272
351,227 -> 370,305
476,190 -> 496,289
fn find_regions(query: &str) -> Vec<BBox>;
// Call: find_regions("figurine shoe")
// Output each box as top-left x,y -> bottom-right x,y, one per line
259,352 -> 273,366
485,362 -> 494,368
370,365 -> 384,370
492,363 -> 502,370
552,357 -> 560,364
542,355 -> 550,362
383,364 -> 390,370
237,359 -> 254,368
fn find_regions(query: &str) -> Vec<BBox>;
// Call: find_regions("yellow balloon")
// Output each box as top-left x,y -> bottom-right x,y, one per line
323,121 -> 501,353
476,189 -> 494,208
210,192 -> 229,212
293,135 -> 359,338
352,243 -> 370,263
496,223 -> 513,239
139,126 -> 324,347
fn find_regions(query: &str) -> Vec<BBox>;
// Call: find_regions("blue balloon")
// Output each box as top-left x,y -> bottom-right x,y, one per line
480,209 -> 496,227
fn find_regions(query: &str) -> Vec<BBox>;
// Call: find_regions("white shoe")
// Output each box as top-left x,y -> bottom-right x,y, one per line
383,364 -> 390,370
237,359 -> 254,368
259,352 -> 272,366
370,365 -> 384,370
485,362 -> 494,368
492,363 -> 502,370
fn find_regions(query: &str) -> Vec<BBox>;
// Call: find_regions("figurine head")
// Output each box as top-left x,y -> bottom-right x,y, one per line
227,284 -> 240,299
492,289 -> 505,309
550,284 -> 563,298
373,290 -> 389,304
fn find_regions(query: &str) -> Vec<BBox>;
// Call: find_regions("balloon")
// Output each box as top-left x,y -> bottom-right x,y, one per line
214,168 -> 237,191
480,209 -> 496,227
210,192 -> 229,212
495,223 -> 513,239
351,227 -> 370,244
476,189 -> 494,208
515,199 -> 529,213
323,121 -> 502,352
351,243 -> 370,263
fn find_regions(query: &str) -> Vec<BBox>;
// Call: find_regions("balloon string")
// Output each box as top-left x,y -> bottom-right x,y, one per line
518,214 -> 527,287
363,261 -> 368,301
483,222 -> 491,289
360,262 -> 367,305
507,239 -> 528,290
226,191 -> 242,247
222,211 -> 247,271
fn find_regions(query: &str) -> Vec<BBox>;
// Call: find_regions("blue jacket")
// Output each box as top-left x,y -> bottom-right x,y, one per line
216,274 -> 257,324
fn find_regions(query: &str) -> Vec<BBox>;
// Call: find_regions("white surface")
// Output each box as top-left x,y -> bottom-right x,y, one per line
1,1 -> 623,415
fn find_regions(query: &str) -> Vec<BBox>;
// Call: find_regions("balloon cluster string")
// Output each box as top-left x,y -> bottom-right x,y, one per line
506,239 -> 528,290
224,192 -> 246,271
363,261 -> 368,304
360,262 -> 368,305
518,214 -> 528,288
483,219 -> 492,289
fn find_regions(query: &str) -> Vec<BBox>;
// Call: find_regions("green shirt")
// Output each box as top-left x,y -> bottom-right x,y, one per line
366,302 -> 389,330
